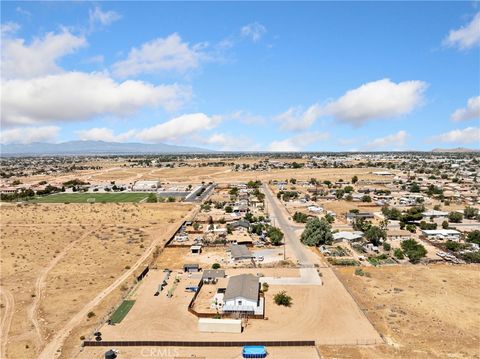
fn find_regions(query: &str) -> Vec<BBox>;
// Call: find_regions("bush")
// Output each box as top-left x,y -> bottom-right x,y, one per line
87,311 -> 96,318
292,211 -> 308,223
464,206 -> 479,219
146,193 -> 157,203
448,211 -> 463,223
394,248 -> 404,260
466,230 -> 480,245
267,227 -> 284,245
401,239 -> 427,263
274,291 -> 292,307
383,242 -> 391,251
354,268 -> 370,277
212,263 -> 221,269
262,282 -> 269,292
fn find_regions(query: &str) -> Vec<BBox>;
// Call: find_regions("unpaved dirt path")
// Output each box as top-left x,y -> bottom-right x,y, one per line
37,207 -> 198,359
0,286 -> 15,359
28,226 -> 100,351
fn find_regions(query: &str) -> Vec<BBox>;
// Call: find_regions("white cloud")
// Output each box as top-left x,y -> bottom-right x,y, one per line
199,132 -> 255,151
443,13 -> 480,50
227,110 -> 265,125
451,96 -> 480,122
0,126 -> 59,144
16,7 -> 32,17
1,22 -> 20,36
1,29 -> 87,79
431,127 -> 480,144
324,79 -> 427,126
274,104 -> 323,131
136,113 -> 220,143
89,6 -> 121,30
241,22 -> 267,42
112,33 -> 206,77
2,71 -> 191,126
366,130 -> 408,149
267,132 -> 329,152
76,127 -> 136,142
274,79 -> 426,130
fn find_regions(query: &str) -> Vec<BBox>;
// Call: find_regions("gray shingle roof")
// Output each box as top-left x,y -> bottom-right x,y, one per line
224,274 -> 259,302
229,244 -> 253,259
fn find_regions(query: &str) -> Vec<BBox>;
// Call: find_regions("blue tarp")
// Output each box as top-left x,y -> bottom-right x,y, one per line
242,346 -> 267,358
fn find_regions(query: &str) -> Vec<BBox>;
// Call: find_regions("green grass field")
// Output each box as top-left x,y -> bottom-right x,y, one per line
110,300 -> 136,324
31,192 -> 149,203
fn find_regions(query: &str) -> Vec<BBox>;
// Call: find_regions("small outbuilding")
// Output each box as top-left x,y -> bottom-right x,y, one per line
190,245 -> 202,255
202,269 -> 225,284
183,263 -> 200,272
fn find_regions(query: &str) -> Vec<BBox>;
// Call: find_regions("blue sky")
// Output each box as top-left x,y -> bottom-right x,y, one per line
1,1 -> 479,151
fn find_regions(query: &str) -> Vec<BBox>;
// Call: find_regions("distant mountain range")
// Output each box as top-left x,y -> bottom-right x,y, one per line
0,140 -> 214,155
431,147 -> 479,153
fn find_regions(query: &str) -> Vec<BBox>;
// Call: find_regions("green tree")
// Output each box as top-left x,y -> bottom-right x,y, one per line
365,226 -> 386,246
267,227 -> 284,245
442,220 -> 449,229
466,230 -> 480,245
394,248 -> 405,260
293,211 -> 308,223
351,175 -> 358,184
300,218 -> 333,246
464,206 -> 479,220
448,211 -> 463,223
212,263 -> 221,269
401,239 -> 427,263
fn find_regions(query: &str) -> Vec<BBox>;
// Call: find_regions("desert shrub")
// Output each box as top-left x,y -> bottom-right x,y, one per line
274,291 -> 292,307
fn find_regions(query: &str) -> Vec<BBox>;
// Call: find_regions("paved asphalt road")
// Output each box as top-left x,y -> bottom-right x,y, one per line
262,184 -> 316,266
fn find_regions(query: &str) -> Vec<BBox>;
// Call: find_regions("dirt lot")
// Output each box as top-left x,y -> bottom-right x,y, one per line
76,345 -> 320,359
0,202 -> 192,359
98,267 -> 381,345
320,265 -> 480,359
13,163 -> 400,188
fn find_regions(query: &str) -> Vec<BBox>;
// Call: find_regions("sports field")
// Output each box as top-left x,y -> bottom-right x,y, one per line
110,300 -> 136,324
31,193 -> 150,203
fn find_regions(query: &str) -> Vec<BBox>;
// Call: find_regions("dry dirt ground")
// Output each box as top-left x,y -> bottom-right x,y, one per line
319,265 -> 480,359
16,163 -> 399,188
0,202 -> 192,359
97,267 -> 381,345
76,345 -> 320,359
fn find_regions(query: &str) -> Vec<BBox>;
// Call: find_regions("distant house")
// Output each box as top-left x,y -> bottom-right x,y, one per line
223,274 -> 262,314
231,220 -> 251,231
387,229 -> 411,241
422,229 -> 461,241
202,269 -> 225,284
132,180 -> 160,191
307,205 -> 323,213
346,212 -> 374,223
229,244 -> 254,261
333,231 -> 363,242
422,210 -> 448,218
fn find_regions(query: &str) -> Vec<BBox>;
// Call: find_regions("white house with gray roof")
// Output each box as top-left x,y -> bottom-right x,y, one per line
223,274 -> 263,315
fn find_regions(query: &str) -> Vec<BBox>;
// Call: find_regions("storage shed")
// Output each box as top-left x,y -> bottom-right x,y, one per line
198,318 -> 242,333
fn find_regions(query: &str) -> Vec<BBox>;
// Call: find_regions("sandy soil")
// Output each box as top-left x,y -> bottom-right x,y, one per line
320,265 -> 480,359
0,202 -> 192,359
97,267 -> 381,345
76,345 -> 320,359
11,163 -> 399,188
